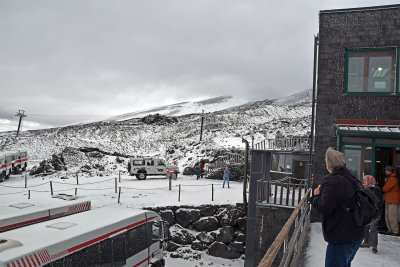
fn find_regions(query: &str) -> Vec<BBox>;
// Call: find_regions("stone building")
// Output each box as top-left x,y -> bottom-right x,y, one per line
313,4 -> 400,187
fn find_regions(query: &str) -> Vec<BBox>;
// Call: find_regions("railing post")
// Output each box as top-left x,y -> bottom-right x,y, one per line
292,184 -> 296,206
286,182 -> 290,206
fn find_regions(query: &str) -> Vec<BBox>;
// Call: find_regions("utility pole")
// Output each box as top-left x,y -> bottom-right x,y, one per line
15,110 -> 27,137
200,110 -> 204,142
242,138 -> 249,205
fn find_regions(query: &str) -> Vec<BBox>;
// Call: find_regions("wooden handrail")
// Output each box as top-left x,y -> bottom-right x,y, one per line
257,188 -> 311,267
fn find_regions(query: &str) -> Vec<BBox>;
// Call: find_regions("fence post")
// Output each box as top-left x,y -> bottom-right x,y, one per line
212,184 -> 214,201
50,181 -> 53,196
169,172 -> 172,190
76,172 -> 79,185
178,184 -> 181,202
25,174 -> 27,188
118,187 -> 121,203
75,188 -> 77,196
115,178 -> 118,193
28,190 -> 30,199
119,170 -> 121,183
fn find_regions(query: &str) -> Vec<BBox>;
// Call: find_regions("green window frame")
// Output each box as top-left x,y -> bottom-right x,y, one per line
344,47 -> 400,95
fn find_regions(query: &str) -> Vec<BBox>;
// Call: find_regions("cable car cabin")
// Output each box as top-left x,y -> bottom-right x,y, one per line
0,207 -> 167,267
0,199 -> 91,232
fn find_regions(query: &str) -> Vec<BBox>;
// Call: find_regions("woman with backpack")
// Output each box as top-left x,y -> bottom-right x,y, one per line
360,175 -> 383,253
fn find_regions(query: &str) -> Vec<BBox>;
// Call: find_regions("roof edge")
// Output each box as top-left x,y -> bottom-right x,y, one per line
320,4 -> 400,14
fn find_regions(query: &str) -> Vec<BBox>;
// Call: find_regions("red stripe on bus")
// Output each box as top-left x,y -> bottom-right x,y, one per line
45,251 -> 51,262
29,255 -> 36,267
133,256 -> 150,267
38,252 -> 44,263
0,216 -> 50,232
16,260 -> 22,267
24,257 -> 32,267
67,216 -> 158,254
33,254 -> 40,265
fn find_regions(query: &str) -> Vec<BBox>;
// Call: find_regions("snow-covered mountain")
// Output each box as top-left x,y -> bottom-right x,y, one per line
105,96 -> 248,121
0,89 -> 312,170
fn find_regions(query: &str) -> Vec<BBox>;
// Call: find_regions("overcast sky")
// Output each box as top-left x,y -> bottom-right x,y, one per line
1,0 -> 399,131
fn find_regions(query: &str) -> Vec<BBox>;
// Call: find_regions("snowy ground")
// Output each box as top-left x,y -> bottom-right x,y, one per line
0,171 -> 245,266
3,171 -> 398,267
304,223 -> 400,267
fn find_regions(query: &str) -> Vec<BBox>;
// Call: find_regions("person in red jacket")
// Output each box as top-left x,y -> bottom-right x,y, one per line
382,166 -> 400,236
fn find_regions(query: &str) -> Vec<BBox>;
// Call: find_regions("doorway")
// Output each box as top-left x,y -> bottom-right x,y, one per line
375,147 -> 399,188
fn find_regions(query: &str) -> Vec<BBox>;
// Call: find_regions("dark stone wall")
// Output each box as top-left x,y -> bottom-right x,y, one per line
253,206 -> 294,266
314,6 -> 400,185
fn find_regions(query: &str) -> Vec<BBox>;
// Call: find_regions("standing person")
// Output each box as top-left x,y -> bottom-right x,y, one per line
199,160 -> 205,178
222,166 -> 230,188
193,163 -> 201,180
382,166 -> 400,236
360,175 -> 383,253
311,147 -> 363,267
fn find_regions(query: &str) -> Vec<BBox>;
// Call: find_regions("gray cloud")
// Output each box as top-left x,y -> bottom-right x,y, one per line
0,0 -> 398,130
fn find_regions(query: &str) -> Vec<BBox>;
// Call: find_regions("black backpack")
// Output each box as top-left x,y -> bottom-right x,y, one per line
341,176 -> 381,227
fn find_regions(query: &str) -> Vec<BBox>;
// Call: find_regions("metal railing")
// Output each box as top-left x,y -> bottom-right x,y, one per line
257,177 -> 309,207
258,188 -> 311,267
254,137 -> 310,151
206,152 -> 244,172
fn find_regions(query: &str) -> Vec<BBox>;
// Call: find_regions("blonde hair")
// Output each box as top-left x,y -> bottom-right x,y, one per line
325,147 -> 346,171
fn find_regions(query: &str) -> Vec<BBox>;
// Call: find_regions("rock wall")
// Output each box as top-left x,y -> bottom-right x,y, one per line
146,203 -> 247,260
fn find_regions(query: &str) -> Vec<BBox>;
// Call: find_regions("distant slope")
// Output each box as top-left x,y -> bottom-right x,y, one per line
106,96 -> 248,122
273,89 -> 312,106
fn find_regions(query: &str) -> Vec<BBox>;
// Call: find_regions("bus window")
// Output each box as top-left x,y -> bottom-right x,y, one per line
60,244 -> 101,267
112,234 -> 127,267
99,239 -> 112,266
157,160 -> 165,166
147,160 -> 154,166
127,224 -> 147,257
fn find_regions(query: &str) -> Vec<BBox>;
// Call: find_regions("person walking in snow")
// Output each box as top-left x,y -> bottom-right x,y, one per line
222,166 -> 230,188
382,166 -> 400,236
360,175 -> 383,253
311,147 -> 363,267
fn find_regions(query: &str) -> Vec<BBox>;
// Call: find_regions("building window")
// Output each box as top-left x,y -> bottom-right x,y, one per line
271,153 -> 293,173
345,48 -> 397,94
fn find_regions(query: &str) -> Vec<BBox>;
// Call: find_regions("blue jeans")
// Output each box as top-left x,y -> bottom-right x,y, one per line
223,176 -> 229,188
325,240 -> 362,267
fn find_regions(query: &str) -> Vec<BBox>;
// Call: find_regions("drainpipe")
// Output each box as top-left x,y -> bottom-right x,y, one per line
242,138 -> 249,205
308,34 -> 319,188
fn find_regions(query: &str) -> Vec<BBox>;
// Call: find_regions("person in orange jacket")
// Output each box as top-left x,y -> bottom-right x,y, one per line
382,166 -> 400,236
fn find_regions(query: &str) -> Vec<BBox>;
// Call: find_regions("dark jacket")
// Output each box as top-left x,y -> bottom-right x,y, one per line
311,168 -> 364,243
367,186 -> 384,218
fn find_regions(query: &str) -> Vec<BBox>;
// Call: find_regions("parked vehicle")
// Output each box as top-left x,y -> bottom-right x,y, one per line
0,152 -> 12,180
0,199 -> 91,232
8,150 -> 28,172
128,157 -> 179,180
0,207 -> 167,267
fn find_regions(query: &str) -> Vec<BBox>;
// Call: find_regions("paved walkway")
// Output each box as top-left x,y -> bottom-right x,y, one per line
303,223 -> 400,267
